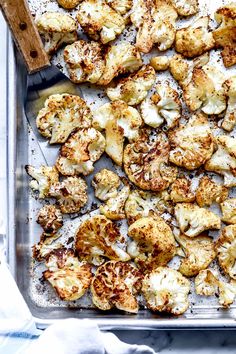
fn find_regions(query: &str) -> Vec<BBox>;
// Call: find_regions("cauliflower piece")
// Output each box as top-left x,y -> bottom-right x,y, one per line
75,215 -> 130,265
175,233 -> 216,277
92,169 -> 120,201
142,267 -> 190,315
100,185 -> 130,220
106,65 -> 156,106
221,198 -> 236,224
64,40 -> 105,84
43,248 -> 92,301
213,3 -> 236,68
170,0 -> 199,16
175,17 -> 215,58
105,0 -> 132,14
170,177 -> 195,203
218,280 -> 236,307
140,83 -> 181,129
150,56 -> 169,71
125,189 -> 171,225
36,12 -> 78,55
216,225 -> 236,279
175,203 -> 221,237
97,42 -> 143,86
57,0 -> 81,9
124,130 -> 177,191
168,114 -> 214,170
128,216 -> 176,271
49,176 -> 88,214
77,0 -> 125,44
196,176 -> 229,207
93,101 -> 142,166
25,165 -> 59,199
222,77 -> 236,132
37,205 -> 63,233
36,94 -> 92,144
205,135 -> 236,188
32,233 -> 62,262
130,0 -> 178,53
91,261 -> 142,313
56,128 -> 105,176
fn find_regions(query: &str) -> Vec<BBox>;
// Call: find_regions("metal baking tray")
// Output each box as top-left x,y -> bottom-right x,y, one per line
6,0 -> 236,329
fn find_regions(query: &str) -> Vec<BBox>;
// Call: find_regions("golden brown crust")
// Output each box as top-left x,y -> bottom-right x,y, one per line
196,176 -> 229,207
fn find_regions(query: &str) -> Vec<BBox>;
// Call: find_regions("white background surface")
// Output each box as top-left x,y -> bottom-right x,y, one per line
1,12 -> 236,353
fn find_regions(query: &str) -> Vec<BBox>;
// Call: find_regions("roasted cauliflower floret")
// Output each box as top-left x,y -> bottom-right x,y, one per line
205,136 -> 236,188
196,176 -> 229,207
130,0 -> 178,53
124,130 -> 177,191
175,17 -> 215,58
56,128 -> 105,176
213,3 -> 236,68
128,216 -> 176,271
222,77 -> 236,132
49,176 -> 88,214
98,42 -> 143,86
169,54 -> 190,84
64,40 -> 105,84
170,0 -> 199,16
91,261 -> 142,313
92,169 -> 120,201
142,267 -> 190,315
57,0 -> 81,9
140,83 -> 181,129
36,94 -> 92,144
175,233 -> 216,277
26,165 -> 59,199
100,185 -> 130,220
175,203 -> 221,237
150,56 -> 169,71
125,189 -> 171,225
221,199 -> 236,224
75,215 -> 130,265
37,205 -> 63,233
216,225 -> 236,279
169,114 -> 214,170
106,0 -> 132,14
36,12 -> 78,55
106,65 -> 156,106
43,248 -> 92,301
93,100 -> 142,166
170,177 -> 195,203
77,0 -> 125,44
32,233 -> 62,262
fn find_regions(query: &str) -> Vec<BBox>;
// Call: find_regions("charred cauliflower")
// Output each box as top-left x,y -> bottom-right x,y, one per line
91,261 -> 142,313
92,169 -> 120,201
150,56 -> 169,71
106,65 -> 156,106
43,248 -> 92,301
196,176 -> 229,207
205,135 -> 236,188
175,17 -> 215,58
170,177 -> 195,203
105,0 -> 132,14
169,114 -> 214,170
125,189 -> 171,225
216,225 -> 236,279
170,0 -> 199,16
222,77 -> 236,132
213,3 -> 236,67
93,100 -> 142,166
49,176 -> 88,214
37,205 -> 63,233
56,128 -> 105,176
32,233 -> 62,262
26,165 -> 59,199
36,94 -> 92,144
64,40 -> 105,84
175,203 -> 221,237
221,198 -> 236,224
130,0 -> 178,53
142,267 -> 190,315
128,216 -> 176,271
140,83 -> 181,130
124,130 -> 177,191
75,215 -> 130,265
77,0 -> 125,44
98,42 -> 143,86
57,0 -> 81,9
175,233 -> 216,277
100,185 -> 130,220
36,12 -> 78,55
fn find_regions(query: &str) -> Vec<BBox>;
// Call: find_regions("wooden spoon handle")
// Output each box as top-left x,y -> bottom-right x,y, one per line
0,0 -> 50,73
